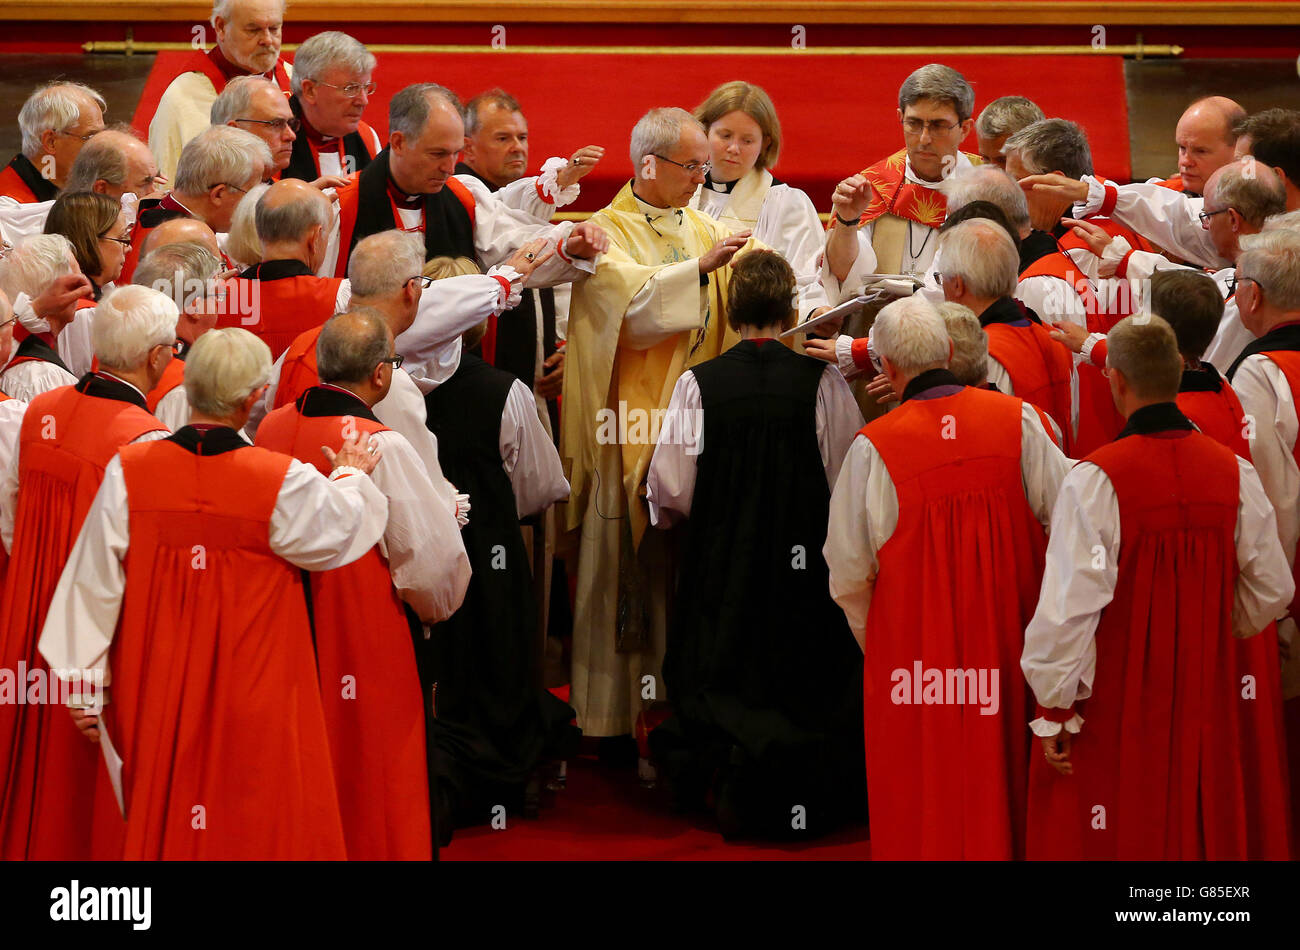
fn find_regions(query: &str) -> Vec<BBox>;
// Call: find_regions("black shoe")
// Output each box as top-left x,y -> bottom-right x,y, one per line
596,734 -> 639,768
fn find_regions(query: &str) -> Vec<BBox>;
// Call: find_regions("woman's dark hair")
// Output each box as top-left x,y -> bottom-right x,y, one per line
726,248 -> 797,332
43,190 -> 121,281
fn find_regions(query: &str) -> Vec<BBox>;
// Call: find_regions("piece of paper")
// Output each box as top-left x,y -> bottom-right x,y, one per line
99,722 -> 125,818
780,294 -> 873,339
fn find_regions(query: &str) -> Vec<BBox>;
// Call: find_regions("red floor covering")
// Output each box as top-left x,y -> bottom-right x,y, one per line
440,754 -> 871,861
131,50 -> 1132,212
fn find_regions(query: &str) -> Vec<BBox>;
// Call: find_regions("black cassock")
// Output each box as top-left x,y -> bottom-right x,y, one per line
422,353 -> 577,839
650,340 -> 865,839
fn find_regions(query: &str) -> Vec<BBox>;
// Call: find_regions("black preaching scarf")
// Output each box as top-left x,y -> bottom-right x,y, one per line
1226,321 -> 1300,381
75,372 -> 148,410
1180,361 -> 1227,394
1115,401 -> 1196,440
295,384 -> 380,423
348,148 -> 475,264
11,333 -> 72,374
282,95 -> 376,183
166,425 -> 249,456
4,153 -> 58,202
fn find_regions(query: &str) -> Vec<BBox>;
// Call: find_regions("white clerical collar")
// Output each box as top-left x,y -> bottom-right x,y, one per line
904,152 -> 972,189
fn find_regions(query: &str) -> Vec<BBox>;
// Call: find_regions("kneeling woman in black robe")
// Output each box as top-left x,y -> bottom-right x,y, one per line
647,249 -> 867,839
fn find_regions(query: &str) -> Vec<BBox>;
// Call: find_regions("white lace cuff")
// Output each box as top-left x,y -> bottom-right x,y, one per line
536,157 -> 581,209
486,264 -> 524,310
1029,713 -> 1085,737
328,466 -> 367,481
1074,175 -> 1106,219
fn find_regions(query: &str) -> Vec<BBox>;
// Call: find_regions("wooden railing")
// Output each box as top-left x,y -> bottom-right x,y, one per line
0,0 -> 1293,24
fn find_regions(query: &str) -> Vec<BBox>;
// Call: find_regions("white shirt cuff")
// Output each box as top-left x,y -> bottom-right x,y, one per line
1029,713 -> 1085,737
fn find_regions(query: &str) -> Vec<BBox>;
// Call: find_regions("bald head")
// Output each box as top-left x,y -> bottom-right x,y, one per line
65,129 -> 163,200
1203,158 -> 1287,262
254,178 -> 331,269
317,308 -> 395,403
140,217 -> 221,261
1176,96 -> 1246,195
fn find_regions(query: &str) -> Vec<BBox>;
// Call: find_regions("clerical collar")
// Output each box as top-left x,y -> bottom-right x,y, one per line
901,367 -> 963,402
704,172 -> 737,194
297,107 -> 337,146
386,175 -> 424,209
630,184 -> 682,218
1226,319 -> 1300,380
1116,402 -> 1195,440
75,371 -> 149,410
978,296 -> 1040,328
297,383 -> 380,422
904,154 -> 962,190
1179,361 -> 1224,394
240,258 -> 314,281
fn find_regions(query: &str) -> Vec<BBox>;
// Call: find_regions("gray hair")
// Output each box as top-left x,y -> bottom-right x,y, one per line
93,284 -> 179,372
1214,160 -> 1287,229
291,31 -> 376,96
225,181 -> 270,264
389,83 -> 463,140
1003,118 -> 1094,179
210,75 -> 279,126
630,107 -> 704,169
938,218 -> 1020,299
898,64 -> 974,122
184,327 -> 272,416
348,231 -> 425,297
174,125 -> 271,196
872,295 -> 951,373
64,126 -> 142,192
464,88 -> 523,136
254,184 -> 330,244
936,301 -> 988,386
975,96 -> 1045,139
133,242 -> 222,312
1239,228 -> 1300,312
211,0 -> 285,27
1264,209 -> 1300,232
18,82 -> 106,159
0,233 -> 76,301
317,308 -> 391,384
943,166 -> 1031,233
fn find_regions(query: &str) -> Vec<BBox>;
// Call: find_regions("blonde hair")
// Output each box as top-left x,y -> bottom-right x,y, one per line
694,81 -> 782,170
1106,314 -> 1182,400
184,327 -> 272,417
936,301 -> 988,386
93,284 -> 179,372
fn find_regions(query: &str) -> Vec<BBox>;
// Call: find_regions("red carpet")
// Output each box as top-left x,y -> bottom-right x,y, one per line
131,50 -> 1131,212
440,753 -> 871,861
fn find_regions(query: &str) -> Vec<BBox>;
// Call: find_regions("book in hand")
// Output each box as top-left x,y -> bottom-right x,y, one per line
780,294 -> 873,339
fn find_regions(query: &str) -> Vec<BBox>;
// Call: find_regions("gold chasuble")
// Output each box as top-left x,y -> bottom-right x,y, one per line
563,181 -> 759,738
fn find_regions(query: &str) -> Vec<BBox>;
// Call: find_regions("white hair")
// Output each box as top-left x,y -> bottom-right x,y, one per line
173,125 -> 271,196
938,218 -> 1020,300
211,0 -> 285,27
1264,209 -> 1300,232
348,231 -> 424,297
184,327 -> 273,417
224,181 -> 269,266
936,301 -> 988,386
0,233 -> 76,301
629,107 -> 703,169
942,166 -> 1031,233
18,82 -> 106,159
93,284 -> 179,372
291,31 -> 376,96
1239,228 -> 1300,312
872,296 -> 950,373
210,75 -> 279,126
133,242 -> 222,312
254,184 -> 330,243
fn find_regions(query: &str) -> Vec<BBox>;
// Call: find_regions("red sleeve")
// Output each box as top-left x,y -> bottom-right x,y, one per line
849,336 -> 874,370
1035,703 -> 1077,722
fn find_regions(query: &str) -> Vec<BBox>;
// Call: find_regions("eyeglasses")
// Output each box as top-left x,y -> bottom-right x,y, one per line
0,315 -> 17,330
1198,207 -> 1232,226
379,354 -> 404,369
55,127 -> 103,143
931,272 -> 944,286
207,182 -> 248,195
235,116 -> 302,134
100,234 -> 132,248
653,154 -> 712,176
406,275 -> 435,288
314,80 -> 377,99
1229,273 -> 1265,297
138,173 -> 167,190
171,340 -> 185,354
902,117 -> 960,136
